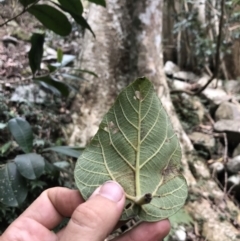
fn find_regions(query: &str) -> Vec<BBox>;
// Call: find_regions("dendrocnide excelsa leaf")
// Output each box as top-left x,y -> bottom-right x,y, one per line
74,77 -> 188,222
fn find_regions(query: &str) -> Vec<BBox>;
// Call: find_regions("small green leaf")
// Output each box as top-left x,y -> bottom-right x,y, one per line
88,0 -> 106,7
73,68 -> 98,77
44,146 -> 82,158
8,117 -> 33,153
0,123 -> 7,129
15,153 -> 45,180
57,48 -> 63,63
28,4 -> 72,36
19,0 -> 36,7
51,54 -> 75,67
47,64 -> 57,73
60,54 -> 75,67
58,0 -> 83,15
0,141 -> 12,155
165,208 -> 193,241
34,76 -> 70,97
39,81 -> 62,95
28,33 -> 45,75
0,163 -> 28,207
74,77 -> 188,222
44,160 -> 59,178
169,208 -> 193,226
54,161 -> 70,169
62,73 -> 84,81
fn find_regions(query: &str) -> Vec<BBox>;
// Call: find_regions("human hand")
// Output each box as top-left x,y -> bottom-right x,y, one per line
1,181 -> 170,241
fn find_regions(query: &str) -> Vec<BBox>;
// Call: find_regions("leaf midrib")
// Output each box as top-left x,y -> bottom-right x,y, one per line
135,97 -> 142,197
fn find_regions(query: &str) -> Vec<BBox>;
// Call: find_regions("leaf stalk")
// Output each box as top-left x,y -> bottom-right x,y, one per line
134,193 -> 152,205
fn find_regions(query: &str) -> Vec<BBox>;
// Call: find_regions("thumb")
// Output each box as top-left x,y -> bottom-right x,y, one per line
60,181 -> 125,241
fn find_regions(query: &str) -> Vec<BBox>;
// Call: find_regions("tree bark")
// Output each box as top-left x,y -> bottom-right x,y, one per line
65,0 -> 240,240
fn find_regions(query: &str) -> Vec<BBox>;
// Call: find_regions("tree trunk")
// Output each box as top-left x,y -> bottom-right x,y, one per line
65,1 -> 240,240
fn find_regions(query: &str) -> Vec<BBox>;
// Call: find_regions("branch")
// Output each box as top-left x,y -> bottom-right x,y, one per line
170,0 -> 225,96
0,0 -> 40,27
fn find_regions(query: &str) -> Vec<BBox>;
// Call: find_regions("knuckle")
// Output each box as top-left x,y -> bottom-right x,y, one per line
71,203 -> 105,230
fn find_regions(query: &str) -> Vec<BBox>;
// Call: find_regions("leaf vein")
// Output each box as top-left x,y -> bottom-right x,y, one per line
140,108 -> 160,143
141,93 -> 154,122
126,89 -> 138,113
113,107 -> 137,151
119,99 -> 138,130
105,116 -> 135,171
139,113 -> 168,169
81,156 -> 105,165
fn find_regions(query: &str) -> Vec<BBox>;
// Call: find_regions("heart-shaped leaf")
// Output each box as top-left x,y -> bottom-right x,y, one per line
74,77 -> 188,222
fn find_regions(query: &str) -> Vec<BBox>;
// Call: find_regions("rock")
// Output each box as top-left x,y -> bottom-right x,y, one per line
171,80 -> 191,91
173,71 -> 198,83
228,174 -> 240,185
188,132 -> 215,158
164,61 -> 180,76
227,174 -> 240,201
197,74 -> 223,88
192,97 -> 205,123
227,156 -> 240,174
210,162 -> 224,173
172,96 -> 205,131
202,88 -> 230,106
2,35 -> 18,46
175,226 -> 187,241
0,59 -> 3,69
214,120 -> 240,153
192,159 -> 211,179
214,120 -> 240,133
11,84 -> 47,104
233,143 -> 240,157
224,80 -> 240,97
214,101 -> 240,121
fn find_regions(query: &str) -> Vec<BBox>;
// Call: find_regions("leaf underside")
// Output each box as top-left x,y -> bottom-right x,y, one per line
74,77 -> 188,222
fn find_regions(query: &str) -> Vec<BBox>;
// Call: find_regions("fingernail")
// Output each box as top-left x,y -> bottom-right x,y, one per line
99,181 -> 124,202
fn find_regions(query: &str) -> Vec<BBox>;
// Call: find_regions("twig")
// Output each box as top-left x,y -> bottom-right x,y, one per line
204,65 -> 212,76
0,0 -> 40,27
227,183 -> 237,196
170,0 -> 225,96
222,132 -> 229,196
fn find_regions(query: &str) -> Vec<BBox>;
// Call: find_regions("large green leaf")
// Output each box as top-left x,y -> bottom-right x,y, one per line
8,117 -> 33,153
88,0 -> 106,7
52,2 -> 95,37
28,4 -> 72,36
58,0 -> 83,15
0,163 -> 28,207
28,33 -> 45,75
19,0 -> 36,7
15,153 -> 45,180
71,14 -> 95,37
74,77 -> 188,222
34,76 -> 70,97
44,146 -> 82,158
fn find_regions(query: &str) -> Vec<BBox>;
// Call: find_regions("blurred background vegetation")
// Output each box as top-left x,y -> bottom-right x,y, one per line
1,0 -> 240,240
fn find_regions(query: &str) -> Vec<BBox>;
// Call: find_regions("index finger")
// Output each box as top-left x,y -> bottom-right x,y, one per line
19,187 -> 84,229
